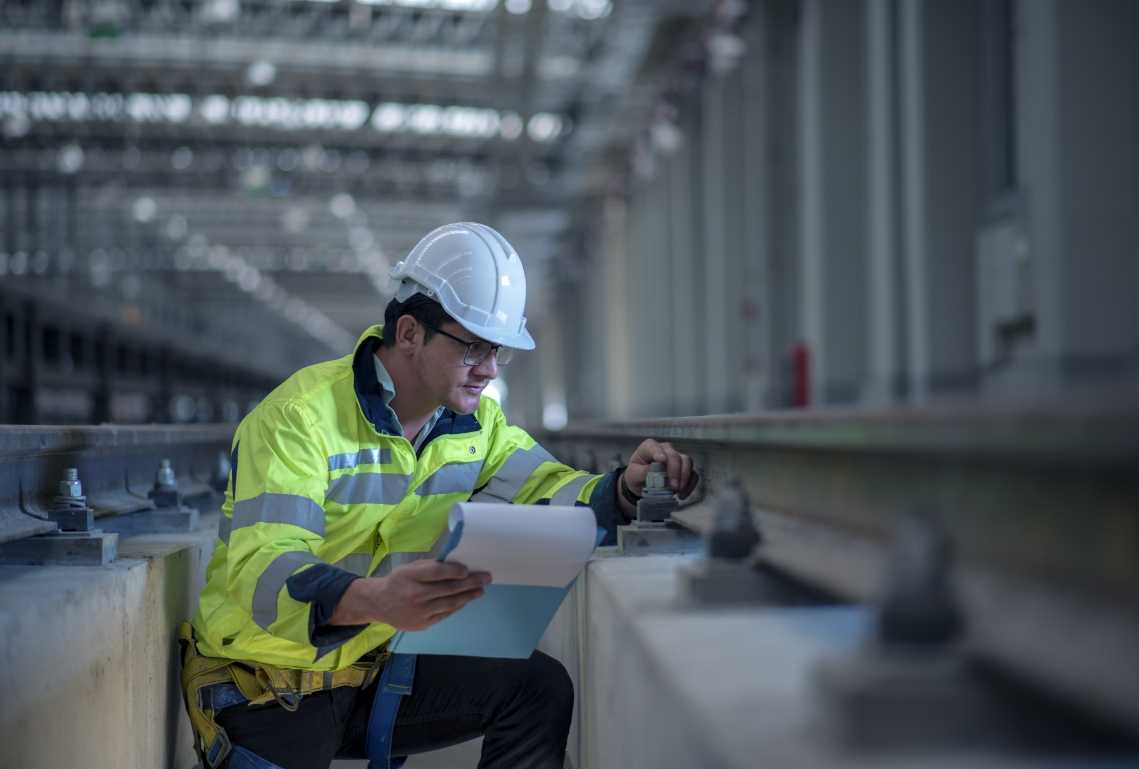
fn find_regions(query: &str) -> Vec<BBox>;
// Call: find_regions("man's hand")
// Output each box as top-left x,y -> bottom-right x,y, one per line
621,438 -> 698,503
329,560 -> 491,630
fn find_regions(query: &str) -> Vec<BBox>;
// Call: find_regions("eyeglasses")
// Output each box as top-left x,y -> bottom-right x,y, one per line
423,324 -> 513,366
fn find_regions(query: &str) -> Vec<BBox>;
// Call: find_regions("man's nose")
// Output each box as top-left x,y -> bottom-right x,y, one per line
472,353 -> 498,378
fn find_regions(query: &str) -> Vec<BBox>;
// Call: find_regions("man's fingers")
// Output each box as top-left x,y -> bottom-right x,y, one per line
427,585 -> 486,614
679,453 -> 693,494
631,438 -> 675,471
419,573 -> 491,600
662,443 -> 683,489
405,560 -> 470,581
680,469 -> 699,499
632,438 -> 663,465
627,439 -> 699,497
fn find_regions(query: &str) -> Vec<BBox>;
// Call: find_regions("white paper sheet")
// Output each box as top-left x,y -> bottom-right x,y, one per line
443,502 -> 597,588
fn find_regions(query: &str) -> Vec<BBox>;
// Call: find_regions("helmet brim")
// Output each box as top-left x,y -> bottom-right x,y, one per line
393,281 -> 536,351
453,317 -> 536,351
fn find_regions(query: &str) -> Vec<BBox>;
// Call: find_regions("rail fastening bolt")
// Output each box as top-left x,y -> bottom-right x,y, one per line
59,468 -> 83,498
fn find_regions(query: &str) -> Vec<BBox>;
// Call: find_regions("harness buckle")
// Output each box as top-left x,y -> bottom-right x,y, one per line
264,679 -> 302,712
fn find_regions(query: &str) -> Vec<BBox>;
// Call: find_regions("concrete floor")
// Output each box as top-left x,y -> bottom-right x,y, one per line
331,738 -> 483,769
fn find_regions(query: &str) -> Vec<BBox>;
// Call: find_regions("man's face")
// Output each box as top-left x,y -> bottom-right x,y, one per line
413,320 -> 499,415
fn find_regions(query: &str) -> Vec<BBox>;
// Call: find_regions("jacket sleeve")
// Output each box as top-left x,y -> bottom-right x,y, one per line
472,400 -> 623,541
224,400 -> 363,653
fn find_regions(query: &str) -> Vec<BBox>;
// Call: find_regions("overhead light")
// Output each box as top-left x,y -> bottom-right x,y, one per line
708,32 -> 747,75
230,95 -> 370,131
0,91 -> 191,125
330,193 -> 356,219
372,101 -> 505,140
539,55 -> 580,80
132,196 -> 157,223
372,103 -> 406,132
547,0 -> 611,19
246,60 -> 278,88
200,95 -> 230,124
353,0 -> 497,11
165,216 -> 189,241
527,112 -> 563,142
499,112 -> 523,140
302,145 -> 326,171
126,93 -> 192,123
576,0 -> 610,20
242,164 -> 271,191
505,0 -> 531,14
2,113 -> 31,139
236,265 -> 262,293
0,89 -> 565,143
57,143 -> 85,174
8,251 -> 28,276
202,0 -> 240,24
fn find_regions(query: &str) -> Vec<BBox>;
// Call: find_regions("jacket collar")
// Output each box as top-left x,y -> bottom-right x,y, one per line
351,327 -> 399,436
350,325 -> 481,447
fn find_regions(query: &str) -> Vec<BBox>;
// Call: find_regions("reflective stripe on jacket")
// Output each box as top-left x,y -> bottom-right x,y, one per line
191,324 -> 618,671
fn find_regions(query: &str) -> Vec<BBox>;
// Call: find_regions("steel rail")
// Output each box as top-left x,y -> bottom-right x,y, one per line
0,424 -> 234,544
539,399 -> 1139,736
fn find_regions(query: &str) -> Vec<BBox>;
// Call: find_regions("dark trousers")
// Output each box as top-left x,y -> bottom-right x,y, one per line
215,651 -> 574,769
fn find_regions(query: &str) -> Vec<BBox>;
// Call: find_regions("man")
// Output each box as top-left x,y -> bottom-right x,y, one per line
181,222 -> 697,769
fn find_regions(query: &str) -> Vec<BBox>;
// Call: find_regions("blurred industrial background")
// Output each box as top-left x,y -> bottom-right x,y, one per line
2,0 -> 1133,429
2,1 -> 1138,769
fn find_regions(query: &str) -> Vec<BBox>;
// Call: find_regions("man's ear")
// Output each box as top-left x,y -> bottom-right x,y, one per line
395,315 -> 421,353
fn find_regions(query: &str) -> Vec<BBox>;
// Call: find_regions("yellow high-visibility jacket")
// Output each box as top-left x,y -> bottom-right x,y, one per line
191,325 -> 621,671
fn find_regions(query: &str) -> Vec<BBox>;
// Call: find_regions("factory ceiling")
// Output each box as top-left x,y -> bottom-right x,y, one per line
0,0 -> 714,371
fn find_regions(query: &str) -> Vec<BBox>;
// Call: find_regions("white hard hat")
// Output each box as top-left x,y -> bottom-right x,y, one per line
390,222 -> 535,350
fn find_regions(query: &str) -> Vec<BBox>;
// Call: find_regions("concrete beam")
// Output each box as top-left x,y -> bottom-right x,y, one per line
540,550 -> 1123,768
0,516 -> 218,769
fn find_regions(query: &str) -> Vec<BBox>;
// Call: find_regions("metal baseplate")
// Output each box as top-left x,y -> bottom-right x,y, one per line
102,505 -> 200,536
0,529 -> 118,566
617,520 -> 699,554
812,645 -> 1019,750
677,558 -> 774,605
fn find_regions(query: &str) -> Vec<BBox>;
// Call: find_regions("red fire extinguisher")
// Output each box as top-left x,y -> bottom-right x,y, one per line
791,343 -> 810,409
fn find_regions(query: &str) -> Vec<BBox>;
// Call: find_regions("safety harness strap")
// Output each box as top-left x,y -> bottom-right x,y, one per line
178,622 -> 387,768
178,622 -> 235,768
366,652 -> 417,769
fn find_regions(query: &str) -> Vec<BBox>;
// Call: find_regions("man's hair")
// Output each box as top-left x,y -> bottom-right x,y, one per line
381,293 -> 453,347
